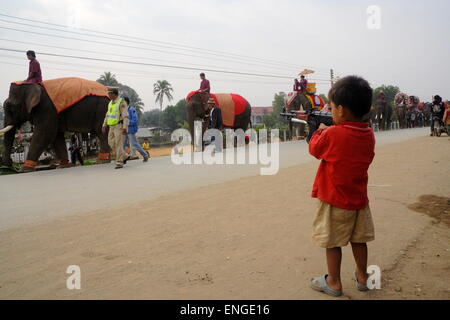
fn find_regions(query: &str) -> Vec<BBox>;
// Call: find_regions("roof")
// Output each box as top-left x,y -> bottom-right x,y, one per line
251,107 -> 273,115
136,128 -> 153,138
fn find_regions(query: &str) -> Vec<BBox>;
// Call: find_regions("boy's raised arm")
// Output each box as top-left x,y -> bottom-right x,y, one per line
309,128 -> 330,160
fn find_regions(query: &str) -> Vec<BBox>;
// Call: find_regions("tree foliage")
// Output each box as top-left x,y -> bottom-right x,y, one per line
153,80 -> 174,112
97,72 -> 145,118
140,109 -> 162,128
139,99 -> 187,131
373,85 -> 400,108
262,92 -> 286,128
97,72 -> 119,87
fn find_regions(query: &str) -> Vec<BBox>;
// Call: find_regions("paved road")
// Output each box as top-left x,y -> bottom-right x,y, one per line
0,128 -> 429,231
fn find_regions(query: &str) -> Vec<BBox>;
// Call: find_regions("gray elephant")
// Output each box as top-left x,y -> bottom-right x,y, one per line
375,92 -> 392,131
284,93 -> 314,138
185,91 -> 252,146
0,81 -> 111,172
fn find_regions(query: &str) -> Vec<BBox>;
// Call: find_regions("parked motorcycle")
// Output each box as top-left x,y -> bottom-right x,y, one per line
432,116 -> 446,137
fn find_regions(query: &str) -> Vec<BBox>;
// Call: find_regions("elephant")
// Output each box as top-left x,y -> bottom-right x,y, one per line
284,93 -> 314,139
375,95 -> 392,131
186,91 -> 252,148
0,82 -> 111,172
394,93 -> 409,129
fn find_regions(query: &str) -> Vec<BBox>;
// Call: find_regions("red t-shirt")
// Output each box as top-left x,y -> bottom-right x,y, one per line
309,122 -> 376,210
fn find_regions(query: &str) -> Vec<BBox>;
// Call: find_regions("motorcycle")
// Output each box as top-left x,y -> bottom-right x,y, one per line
432,116 -> 446,137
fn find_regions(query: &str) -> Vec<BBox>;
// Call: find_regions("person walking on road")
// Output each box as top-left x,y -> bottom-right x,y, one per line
69,133 -> 84,166
103,87 -> 130,169
206,98 -> 223,152
122,97 -> 149,162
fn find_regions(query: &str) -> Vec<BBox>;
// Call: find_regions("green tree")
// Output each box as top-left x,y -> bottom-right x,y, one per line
97,72 -> 145,118
373,85 -> 400,108
140,109 -> 162,128
265,92 -> 286,128
153,80 -> 174,112
161,99 -> 187,131
119,84 -> 144,118
97,72 -> 119,86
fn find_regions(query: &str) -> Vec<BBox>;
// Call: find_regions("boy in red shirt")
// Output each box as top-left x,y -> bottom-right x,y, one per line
309,76 -> 376,297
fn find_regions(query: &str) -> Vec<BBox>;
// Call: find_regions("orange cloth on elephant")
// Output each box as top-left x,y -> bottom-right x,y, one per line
186,92 -> 248,127
40,77 -> 109,114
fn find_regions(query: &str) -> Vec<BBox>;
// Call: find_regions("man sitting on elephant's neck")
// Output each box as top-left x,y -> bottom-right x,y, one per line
25,50 -> 42,83
199,73 -> 211,94
300,75 -> 308,93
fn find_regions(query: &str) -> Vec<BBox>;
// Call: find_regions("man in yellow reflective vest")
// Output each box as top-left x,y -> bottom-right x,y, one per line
102,87 -> 131,169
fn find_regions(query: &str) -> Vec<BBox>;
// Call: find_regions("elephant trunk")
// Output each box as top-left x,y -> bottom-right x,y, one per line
186,105 -> 195,146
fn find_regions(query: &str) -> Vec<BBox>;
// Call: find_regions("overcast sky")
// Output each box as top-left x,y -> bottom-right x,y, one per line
0,0 -> 449,110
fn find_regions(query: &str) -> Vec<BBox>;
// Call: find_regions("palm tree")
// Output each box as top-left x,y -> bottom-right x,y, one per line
153,80 -> 174,128
97,72 -> 119,86
153,80 -> 174,113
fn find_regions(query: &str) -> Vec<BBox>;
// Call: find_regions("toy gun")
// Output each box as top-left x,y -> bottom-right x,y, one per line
281,108 -> 333,143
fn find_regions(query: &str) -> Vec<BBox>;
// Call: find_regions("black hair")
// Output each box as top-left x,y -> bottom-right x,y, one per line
328,75 -> 373,118
123,97 -> 130,105
200,73 -> 205,77
434,95 -> 442,103
26,50 -> 36,58
109,88 -> 119,95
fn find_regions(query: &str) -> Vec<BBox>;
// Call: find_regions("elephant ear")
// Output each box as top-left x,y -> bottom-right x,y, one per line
24,84 -> 42,114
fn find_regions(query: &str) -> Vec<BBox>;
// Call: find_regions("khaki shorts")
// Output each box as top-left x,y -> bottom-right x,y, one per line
313,201 -> 375,249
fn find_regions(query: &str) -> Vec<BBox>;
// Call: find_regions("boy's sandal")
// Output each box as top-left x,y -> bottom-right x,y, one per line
353,272 -> 370,292
310,275 -> 343,297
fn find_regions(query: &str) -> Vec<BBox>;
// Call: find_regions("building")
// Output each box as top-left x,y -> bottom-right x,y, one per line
251,107 -> 274,126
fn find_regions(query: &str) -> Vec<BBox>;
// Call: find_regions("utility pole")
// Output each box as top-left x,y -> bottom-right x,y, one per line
330,69 -> 335,86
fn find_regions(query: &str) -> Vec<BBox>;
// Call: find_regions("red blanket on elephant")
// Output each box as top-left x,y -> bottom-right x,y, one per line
40,77 -> 109,114
186,91 -> 248,127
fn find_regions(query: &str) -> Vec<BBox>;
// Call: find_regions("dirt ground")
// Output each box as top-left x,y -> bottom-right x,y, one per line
0,135 -> 449,300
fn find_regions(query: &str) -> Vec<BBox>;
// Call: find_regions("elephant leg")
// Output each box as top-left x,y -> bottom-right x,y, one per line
97,129 -> 111,163
24,126 -> 57,172
1,127 -> 16,167
53,131 -> 70,168
376,109 -> 382,129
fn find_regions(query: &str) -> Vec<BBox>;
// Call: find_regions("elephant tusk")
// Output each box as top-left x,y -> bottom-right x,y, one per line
0,125 -> 14,136
291,119 -> 308,125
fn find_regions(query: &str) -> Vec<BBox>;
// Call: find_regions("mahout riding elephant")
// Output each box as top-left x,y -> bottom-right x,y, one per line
406,96 -> 420,128
394,92 -> 409,129
375,92 -> 392,131
284,92 -> 326,139
0,80 -> 110,172
186,91 -> 251,147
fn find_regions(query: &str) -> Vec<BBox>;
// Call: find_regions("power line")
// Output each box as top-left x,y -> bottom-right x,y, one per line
0,38 -> 330,78
0,13 -> 331,72
0,48 -> 329,84
0,25 -> 313,75
1,60 -> 327,87
0,47 -> 314,80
